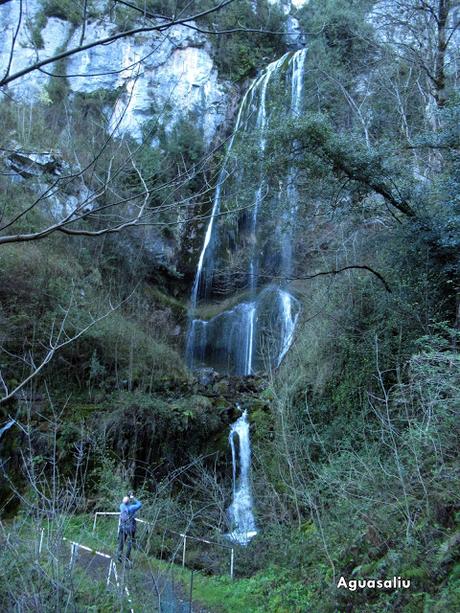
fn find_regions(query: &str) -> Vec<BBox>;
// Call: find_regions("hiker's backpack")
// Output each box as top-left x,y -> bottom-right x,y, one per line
120,507 -> 135,534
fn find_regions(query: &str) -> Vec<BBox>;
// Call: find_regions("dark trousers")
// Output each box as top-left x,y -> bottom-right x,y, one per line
117,529 -> 136,560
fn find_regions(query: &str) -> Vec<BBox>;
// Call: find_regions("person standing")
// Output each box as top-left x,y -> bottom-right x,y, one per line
117,493 -> 142,563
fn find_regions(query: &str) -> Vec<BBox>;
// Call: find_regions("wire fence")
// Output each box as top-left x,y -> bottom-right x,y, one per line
61,532 -> 193,612
31,512 -> 237,611
28,523 -> 196,611
93,511 -> 235,577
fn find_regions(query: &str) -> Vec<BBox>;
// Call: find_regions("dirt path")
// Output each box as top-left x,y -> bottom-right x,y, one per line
68,542 -> 214,613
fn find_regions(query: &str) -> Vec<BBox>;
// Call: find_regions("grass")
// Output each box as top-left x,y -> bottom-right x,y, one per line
15,513 -> 269,611
12,513 -> 313,612
66,514 -> 254,611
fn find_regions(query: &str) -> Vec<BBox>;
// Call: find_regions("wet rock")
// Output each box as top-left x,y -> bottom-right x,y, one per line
5,150 -> 66,178
211,379 -> 231,396
285,15 -> 307,48
189,286 -> 300,376
195,367 -> 219,386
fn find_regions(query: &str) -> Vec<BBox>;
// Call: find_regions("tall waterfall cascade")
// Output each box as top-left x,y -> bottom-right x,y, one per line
227,409 -> 257,545
186,49 -> 307,375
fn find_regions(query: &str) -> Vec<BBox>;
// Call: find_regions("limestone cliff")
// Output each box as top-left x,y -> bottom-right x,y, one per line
0,0 -> 234,144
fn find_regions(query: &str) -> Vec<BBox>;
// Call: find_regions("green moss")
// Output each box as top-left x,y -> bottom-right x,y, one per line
250,406 -> 272,440
66,402 -> 105,421
194,288 -> 256,320
30,12 -> 47,49
74,87 -> 124,114
41,0 -> 94,25
45,58 -> 70,104
147,286 -> 188,319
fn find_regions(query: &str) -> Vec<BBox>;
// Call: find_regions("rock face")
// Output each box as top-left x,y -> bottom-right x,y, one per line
0,0 -> 71,98
0,145 -> 99,221
66,23 -> 232,144
0,1 -> 238,276
0,1 -> 232,144
4,149 -> 66,178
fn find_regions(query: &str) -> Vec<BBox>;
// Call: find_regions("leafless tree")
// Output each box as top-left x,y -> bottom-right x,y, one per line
0,283 -> 140,404
372,0 -> 460,109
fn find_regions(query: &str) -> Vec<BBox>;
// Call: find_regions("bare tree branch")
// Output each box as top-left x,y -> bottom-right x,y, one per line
0,1 -> 237,88
0,285 -> 138,404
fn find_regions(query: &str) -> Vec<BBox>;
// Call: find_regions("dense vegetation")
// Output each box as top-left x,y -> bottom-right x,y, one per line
1,0 -> 459,611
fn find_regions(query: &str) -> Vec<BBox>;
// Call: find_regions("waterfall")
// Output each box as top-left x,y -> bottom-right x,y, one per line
0,419 -> 15,439
275,49 -> 306,368
185,77 -> 259,368
187,48 -> 307,375
227,409 -> 257,545
276,289 -> 299,367
281,47 -> 306,278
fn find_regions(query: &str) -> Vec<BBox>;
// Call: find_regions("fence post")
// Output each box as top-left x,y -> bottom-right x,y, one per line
38,528 -> 44,555
189,570 -> 194,613
112,559 -> 120,589
182,534 -> 187,567
107,559 -> 113,586
230,548 -> 234,580
92,513 -> 98,533
69,543 -> 76,570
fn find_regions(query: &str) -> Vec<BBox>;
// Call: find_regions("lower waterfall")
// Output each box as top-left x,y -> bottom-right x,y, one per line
227,409 -> 257,545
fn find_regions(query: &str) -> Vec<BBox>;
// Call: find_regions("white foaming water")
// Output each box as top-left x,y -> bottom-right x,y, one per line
276,290 -> 299,367
281,47 -> 306,278
185,77 -> 260,368
188,72 -> 263,311
276,49 -> 305,359
249,53 -> 289,250
227,409 -> 257,545
244,305 -> 256,376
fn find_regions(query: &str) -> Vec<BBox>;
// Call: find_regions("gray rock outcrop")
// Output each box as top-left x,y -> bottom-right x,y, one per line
0,0 -> 232,144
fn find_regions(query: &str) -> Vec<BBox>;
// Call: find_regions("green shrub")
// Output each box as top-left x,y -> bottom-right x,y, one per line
41,0 -> 95,25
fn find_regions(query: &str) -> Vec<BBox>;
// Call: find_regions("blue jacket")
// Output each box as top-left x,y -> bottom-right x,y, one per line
119,499 -> 142,533
120,499 -> 142,516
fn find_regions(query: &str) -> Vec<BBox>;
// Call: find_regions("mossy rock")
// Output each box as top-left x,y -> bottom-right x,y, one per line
212,380 -> 232,396
250,407 -> 274,439
205,430 -> 229,455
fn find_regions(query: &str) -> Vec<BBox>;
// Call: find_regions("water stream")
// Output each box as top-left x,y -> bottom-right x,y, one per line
186,48 -> 307,375
227,409 -> 257,545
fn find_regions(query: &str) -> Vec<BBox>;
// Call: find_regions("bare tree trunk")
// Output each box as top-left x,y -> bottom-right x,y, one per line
433,0 -> 450,107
